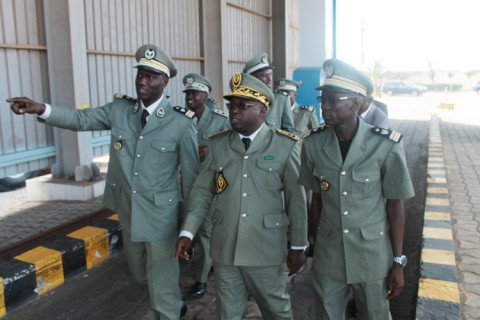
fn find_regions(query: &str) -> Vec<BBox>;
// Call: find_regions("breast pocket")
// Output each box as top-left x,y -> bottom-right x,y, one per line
256,160 -> 284,189
111,129 -> 133,158
149,140 -> 178,166
352,170 -> 381,201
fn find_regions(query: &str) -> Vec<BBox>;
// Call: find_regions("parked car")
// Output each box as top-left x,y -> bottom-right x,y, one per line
472,79 -> 480,94
382,80 -> 424,96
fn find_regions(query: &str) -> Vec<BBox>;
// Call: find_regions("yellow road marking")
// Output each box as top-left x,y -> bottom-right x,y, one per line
427,177 -> 446,183
418,278 -> 460,303
69,227 -> 109,269
15,247 -> 64,295
427,187 -> 448,194
426,198 -> 449,206
0,276 -> 5,317
427,169 -> 445,175
422,249 -> 456,266
425,211 -> 451,221
423,227 -> 453,240
108,213 -> 119,221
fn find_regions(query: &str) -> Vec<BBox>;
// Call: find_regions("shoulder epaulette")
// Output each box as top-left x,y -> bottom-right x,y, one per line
299,105 -> 315,112
207,97 -> 217,104
303,125 -> 328,138
274,90 -> 288,96
173,106 -> 195,119
114,93 -> 137,103
208,129 -> 230,138
213,109 -> 229,118
371,127 -> 402,143
276,129 -> 299,141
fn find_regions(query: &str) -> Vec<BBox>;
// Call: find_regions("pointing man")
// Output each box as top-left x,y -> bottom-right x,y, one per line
8,44 -> 199,320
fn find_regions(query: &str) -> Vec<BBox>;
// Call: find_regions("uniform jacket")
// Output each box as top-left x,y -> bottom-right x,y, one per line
182,125 -> 308,266
291,103 -> 320,137
299,119 -> 414,283
265,91 -> 295,133
42,96 -> 200,242
195,107 -> 230,149
362,102 -> 390,129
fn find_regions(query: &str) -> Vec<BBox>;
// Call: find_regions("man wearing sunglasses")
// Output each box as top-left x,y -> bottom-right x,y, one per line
299,59 -> 415,319
176,72 -> 307,320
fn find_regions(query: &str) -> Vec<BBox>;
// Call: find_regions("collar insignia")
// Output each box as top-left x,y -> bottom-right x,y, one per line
216,172 -> 227,194
156,108 -> 165,118
133,103 -> 139,113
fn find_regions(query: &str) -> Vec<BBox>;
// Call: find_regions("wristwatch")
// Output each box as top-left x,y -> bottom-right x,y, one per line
393,255 -> 407,268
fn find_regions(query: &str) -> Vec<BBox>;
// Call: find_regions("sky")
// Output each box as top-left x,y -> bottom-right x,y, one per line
336,0 -> 480,73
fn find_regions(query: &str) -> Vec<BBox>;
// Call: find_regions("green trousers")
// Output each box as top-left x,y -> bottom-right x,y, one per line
123,230 -> 182,320
213,262 -> 293,320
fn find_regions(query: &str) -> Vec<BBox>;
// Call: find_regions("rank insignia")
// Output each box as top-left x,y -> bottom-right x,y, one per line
114,141 -> 122,150
133,103 -> 139,113
293,107 -> 299,114
156,108 -> 165,118
372,127 -> 403,143
216,172 -> 227,194
320,180 -> 329,191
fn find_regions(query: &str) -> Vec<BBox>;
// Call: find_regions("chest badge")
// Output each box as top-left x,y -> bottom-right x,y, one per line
114,141 -> 122,150
320,180 -> 330,191
156,108 -> 165,118
216,172 -> 227,194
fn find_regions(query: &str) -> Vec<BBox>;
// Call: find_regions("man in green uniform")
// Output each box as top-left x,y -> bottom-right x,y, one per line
243,53 -> 295,133
275,78 -> 320,137
182,73 -> 230,295
176,72 -> 307,320
299,59 -> 415,319
8,44 -> 199,320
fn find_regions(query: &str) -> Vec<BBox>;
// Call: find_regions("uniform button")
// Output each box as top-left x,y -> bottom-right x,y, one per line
365,178 -> 369,182
244,156 -> 249,159
219,167 -> 223,170
268,168 -> 272,171
134,172 -> 138,176
380,231 -> 384,235
139,136 -> 143,139
341,171 -> 346,176
243,174 -> 248,178
137,154 -> 141,158
343,229 -> 349,234
276,223 -> 280,226
196,130 -> 198,134
119,135 -> 122,138
132,190 -> 137,194
273,122 -> 276,125
320,175 -> 323,179
242,213 -> 247,218
342,191 -> 347,196
161,147 -> 165,151
169,199 -> 172,202
242,192 -> 247,197
343,211 -> 348,216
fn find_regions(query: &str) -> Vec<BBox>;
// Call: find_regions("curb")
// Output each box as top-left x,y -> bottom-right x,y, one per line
0,214 -> 123,317
415,114 -> 461,319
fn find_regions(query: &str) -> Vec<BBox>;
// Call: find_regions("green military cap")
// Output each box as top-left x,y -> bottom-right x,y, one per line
275,78 -> 300,92
134,44 -> 178,78
316,59 -> 373,97
223,72 -> 275,108
182,73 -> 212,93
243,53 -> 274,75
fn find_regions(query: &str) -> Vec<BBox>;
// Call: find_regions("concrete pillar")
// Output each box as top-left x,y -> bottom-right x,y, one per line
299,0 -> 335,67
43,0 -> 98,181
272,1 -> 288,79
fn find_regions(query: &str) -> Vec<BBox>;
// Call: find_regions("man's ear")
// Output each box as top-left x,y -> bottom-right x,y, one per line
161,75 -> 170,88
259,105 -> 267,117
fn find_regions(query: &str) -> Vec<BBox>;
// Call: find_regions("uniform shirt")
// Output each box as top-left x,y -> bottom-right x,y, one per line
265,91 -> 295,133
290,102 -> 320,137
182,125 -> 308,266
299,118 -> 414,283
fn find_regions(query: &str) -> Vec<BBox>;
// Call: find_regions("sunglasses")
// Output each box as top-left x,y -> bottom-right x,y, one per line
226,102 -> 260,111
316,95 -> 358,106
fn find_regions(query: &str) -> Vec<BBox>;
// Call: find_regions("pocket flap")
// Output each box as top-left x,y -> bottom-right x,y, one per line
111,128 -> 133,140
313,166 -> 334,180
360,220 -> 389,241
211,210 -> 224,225
211,159 -> 232,172
151,140 -> 176,152
352,170 -> 380,184
154,190 -> 182,206
106,180 -> 121,193
257,160 -> 283,172
317,222 -> 332,237
265,117 -> 280,126
263,213 -> 290,228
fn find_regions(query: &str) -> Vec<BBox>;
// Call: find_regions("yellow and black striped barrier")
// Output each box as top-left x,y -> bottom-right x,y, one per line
416,115 -> 461,319
0,214 -> 122,317
438,102 -> 454,110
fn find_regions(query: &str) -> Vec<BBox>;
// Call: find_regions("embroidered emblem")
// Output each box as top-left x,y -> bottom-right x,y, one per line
156,108 -> 165,118
276,129 -> 299,141
325,65 -> 334,78
145,49 -> 155,60
321,180 -> 329,191
216,172 -> 227,194
114,93 -> 137,103
232,72 -> 242,89
114,141 -> 122,150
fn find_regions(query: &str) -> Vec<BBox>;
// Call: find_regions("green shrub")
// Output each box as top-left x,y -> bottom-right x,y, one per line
422,84 -> 463,91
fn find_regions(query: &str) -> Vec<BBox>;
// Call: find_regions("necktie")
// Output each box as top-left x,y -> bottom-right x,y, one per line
242,137 -> 251,151
141,109 -> 149,129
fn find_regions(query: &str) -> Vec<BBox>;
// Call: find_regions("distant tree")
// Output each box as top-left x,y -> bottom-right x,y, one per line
427,59 -> 435,84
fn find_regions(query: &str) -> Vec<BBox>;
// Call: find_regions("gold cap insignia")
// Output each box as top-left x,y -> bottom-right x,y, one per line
216,172 -> 227,194
232,72 -> 242,89
145,49 -> 155,60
